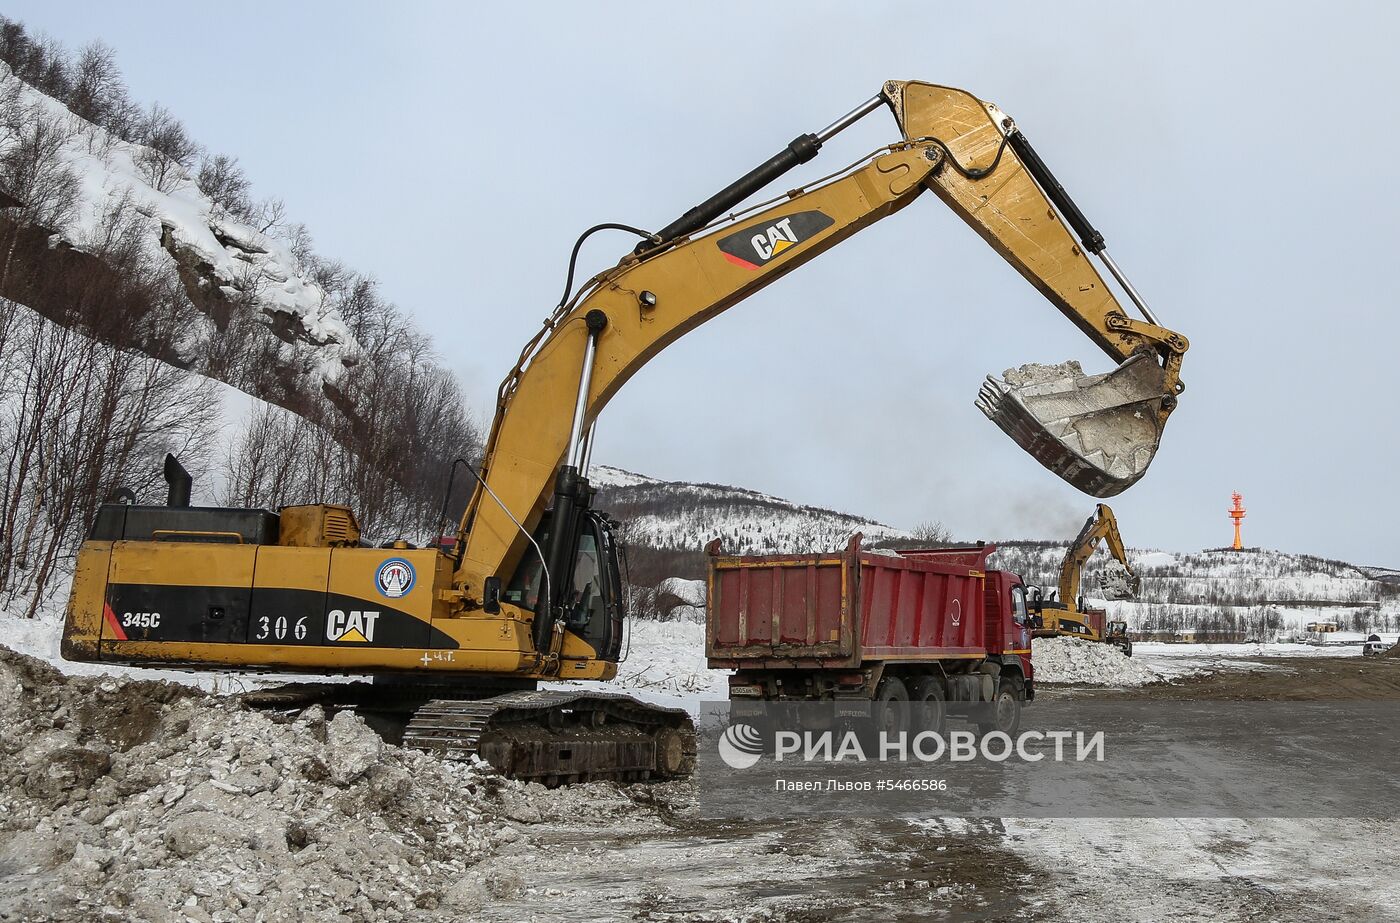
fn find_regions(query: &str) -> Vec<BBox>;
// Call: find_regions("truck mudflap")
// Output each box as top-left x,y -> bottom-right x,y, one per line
402,689 -> 696,785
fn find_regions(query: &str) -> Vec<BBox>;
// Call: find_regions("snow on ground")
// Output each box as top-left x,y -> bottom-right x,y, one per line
616,618 -> 725,697
548,618 -> 728,709
1031,637 -> 1165,686
1132,638 -> 1395,681
1002,816 -> 1400,922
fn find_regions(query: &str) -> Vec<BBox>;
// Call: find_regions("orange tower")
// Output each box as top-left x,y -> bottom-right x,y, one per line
1229,492 -> 1246,550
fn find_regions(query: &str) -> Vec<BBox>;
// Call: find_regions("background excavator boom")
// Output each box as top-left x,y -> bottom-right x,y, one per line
1058,503 -> 1140,606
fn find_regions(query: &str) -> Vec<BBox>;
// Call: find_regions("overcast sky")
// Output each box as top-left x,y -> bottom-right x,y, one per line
13,2 -> 1399,563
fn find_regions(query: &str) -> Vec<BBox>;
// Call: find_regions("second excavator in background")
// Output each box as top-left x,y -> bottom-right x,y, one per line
1030,504 -> 1139,655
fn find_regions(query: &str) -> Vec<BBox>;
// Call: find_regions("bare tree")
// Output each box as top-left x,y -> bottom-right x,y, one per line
912,520 -> 954,546
197,154 -> 252,221
67,41 -> 137,136
252,197 -> 287,235
134,103 -> 199,192
0,100 -> 78,229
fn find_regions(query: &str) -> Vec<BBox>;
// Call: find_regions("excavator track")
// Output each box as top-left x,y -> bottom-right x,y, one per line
403,690 -> 696,785
242,683 -> 696,786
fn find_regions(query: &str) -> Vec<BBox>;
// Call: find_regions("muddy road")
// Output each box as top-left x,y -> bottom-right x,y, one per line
1107,651 -> 1400,700
6,646 -> 1395,921
490,657 -> 1400,922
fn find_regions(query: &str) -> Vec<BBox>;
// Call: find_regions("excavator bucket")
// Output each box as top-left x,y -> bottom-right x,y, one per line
1098,561 -> 1140,601
976,353 -> 1167,498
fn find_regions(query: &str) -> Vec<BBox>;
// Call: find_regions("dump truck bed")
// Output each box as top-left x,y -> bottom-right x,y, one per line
706,536 -> 1000,670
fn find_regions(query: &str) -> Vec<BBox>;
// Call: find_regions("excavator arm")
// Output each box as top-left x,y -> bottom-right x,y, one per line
1057,503 -> 1140,606
453,81 -> 1185,643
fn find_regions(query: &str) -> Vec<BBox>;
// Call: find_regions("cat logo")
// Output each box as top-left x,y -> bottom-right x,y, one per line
326,609 -> 380,643
716,210 -> 835,270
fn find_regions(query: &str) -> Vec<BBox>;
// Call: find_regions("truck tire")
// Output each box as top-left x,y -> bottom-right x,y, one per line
873,676 -> 909,740
978,674 -> 1024,738
908,676 -> 947,735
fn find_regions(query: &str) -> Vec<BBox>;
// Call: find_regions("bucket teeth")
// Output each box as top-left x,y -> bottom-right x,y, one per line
977,354 -> 1168,498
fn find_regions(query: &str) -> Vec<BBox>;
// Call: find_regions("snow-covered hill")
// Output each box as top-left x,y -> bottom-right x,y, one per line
989,542 -> 1398,639
592,465 -> 907,555
591,465 -> 908,589
592,465 -> 1399,638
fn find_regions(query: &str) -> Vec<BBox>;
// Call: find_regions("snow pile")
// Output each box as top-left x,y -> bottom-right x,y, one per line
654,576 -> 706,621
655,577 -> 705,609
0,646 -> 649,921
612,619 -> 726,697
1031,637 -> 1164,686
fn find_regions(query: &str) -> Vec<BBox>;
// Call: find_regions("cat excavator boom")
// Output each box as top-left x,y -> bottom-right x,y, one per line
63,81 -> 1185,780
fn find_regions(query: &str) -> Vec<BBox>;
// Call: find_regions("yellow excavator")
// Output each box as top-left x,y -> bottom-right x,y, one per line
61,81 -> 1186,781
1029,504 -> 1139,655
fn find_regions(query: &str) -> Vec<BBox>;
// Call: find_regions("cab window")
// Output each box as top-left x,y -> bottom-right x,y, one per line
1011,586 -> 1029,626
504,552 -> 545,611
568,531 -> 604,628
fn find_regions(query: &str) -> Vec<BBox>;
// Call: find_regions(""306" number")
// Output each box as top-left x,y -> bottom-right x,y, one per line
254,615 -> 309,642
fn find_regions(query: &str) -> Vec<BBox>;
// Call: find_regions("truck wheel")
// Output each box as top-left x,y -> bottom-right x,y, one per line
908,676 -> 947,735
978,674 -> 1024,738
873,676 -> 909,740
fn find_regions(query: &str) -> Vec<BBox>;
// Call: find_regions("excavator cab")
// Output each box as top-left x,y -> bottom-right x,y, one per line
502,506 -> 625,662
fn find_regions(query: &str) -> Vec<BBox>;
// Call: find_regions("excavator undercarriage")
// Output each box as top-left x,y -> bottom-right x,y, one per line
244,683 -> 695,785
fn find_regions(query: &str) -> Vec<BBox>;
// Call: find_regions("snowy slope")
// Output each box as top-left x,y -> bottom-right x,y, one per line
0,61 -> 358,389
592,464 -> 908,557
591,464 -> 1398,638
990,542 -> 1398,638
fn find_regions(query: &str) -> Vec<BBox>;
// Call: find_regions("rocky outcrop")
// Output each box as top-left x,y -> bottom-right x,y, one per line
0,58 -> 360,432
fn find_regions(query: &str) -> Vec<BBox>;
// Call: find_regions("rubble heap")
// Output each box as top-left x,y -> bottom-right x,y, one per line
0,646 -> 654,922
1030,637 -> 1163,687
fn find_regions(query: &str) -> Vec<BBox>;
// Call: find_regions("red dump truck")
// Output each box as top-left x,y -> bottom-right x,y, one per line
705,535 -> 1033,735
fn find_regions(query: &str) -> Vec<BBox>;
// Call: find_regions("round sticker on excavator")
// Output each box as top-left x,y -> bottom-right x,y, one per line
717,210 -> 834,270
375,558 -> 416,599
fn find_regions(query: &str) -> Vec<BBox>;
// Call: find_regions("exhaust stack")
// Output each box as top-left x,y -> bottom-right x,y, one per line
163,454 -> 192,508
